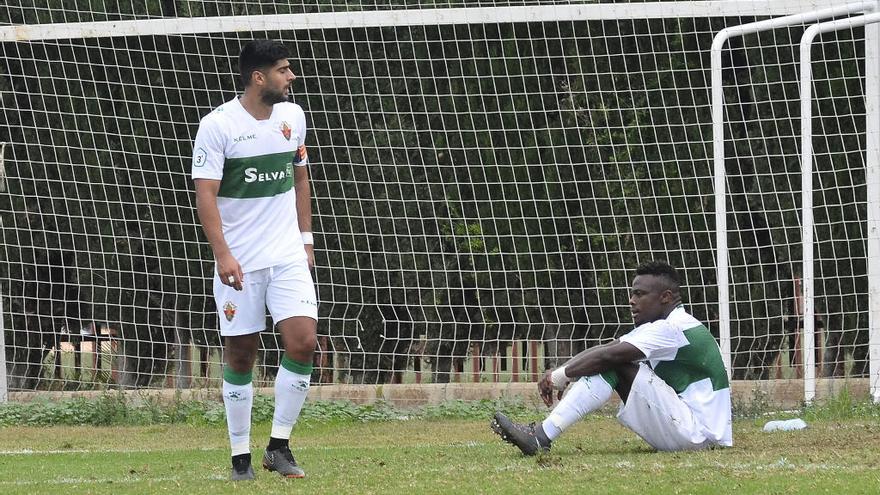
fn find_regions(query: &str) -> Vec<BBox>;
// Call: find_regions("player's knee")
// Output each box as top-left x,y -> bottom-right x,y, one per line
225,347 -> 257,372
226,356 -> 255,374
299,333 -> 318,355
286,334 -> 317,360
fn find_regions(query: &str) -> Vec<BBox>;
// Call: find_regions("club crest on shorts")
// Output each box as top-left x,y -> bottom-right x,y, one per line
223,301 -> 237,322
280,121 -> 292,141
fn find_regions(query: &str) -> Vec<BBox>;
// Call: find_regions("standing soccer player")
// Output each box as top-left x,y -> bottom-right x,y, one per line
492,261 -> 732,454
192,39 -> 317,481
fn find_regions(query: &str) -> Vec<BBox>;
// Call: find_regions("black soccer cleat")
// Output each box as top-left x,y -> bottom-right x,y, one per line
230,455 -> 255,481
490,411 -> 552,456
263,446 -> 305,478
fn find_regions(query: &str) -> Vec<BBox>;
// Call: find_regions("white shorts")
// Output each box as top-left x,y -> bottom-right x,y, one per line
616,363 -> 713,452
213,258 -> 318,337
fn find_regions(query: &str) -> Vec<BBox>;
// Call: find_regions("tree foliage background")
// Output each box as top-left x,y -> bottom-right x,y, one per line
0,1 -> 870,389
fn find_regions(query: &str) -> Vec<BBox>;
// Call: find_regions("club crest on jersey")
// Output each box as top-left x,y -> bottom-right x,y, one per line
280,121 -> 292,141
223,301 -> 237,322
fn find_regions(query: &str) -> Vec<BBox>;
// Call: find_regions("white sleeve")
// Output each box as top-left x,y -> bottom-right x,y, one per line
619,319 -> 688,362
292,105 -> 309,167
191,115 -> 226,180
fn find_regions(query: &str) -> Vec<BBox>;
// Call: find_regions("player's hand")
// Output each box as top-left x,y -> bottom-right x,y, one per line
216,252 -> 244,291
538,370 -> 553,406
538,370 -> 564,407
304,244 -> 315,270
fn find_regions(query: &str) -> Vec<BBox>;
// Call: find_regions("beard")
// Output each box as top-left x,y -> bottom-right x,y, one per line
260,87 -> 287,106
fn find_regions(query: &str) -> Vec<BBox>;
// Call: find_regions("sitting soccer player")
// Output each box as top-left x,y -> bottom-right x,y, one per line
492,261 -> 732,454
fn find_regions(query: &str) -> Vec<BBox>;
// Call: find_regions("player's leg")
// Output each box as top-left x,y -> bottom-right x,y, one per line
616,363 -> 711,451
214,269 -> 270,481
540,365 -> 634,441
493,363 -> 638,456
224,334 -> 260,480
263,260 -> 318,478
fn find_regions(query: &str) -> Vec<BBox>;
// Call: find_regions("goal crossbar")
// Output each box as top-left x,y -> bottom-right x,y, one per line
0,1 -> 869,42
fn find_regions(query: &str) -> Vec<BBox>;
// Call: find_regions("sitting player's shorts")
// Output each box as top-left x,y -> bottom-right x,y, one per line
213,258 -> 317,336
616,363 -> 715,452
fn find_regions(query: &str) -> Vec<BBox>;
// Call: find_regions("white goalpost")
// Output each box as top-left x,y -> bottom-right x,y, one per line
0,1 -> 877,406
0,142 -> 7,403
798,10 -> 880,403
712,1 -> 880,403
711,0 -> 878,384
0,284 -> 7,404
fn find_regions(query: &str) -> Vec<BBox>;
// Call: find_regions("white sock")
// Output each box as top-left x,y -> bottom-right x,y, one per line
271,365 -> 311,440
223,379 -> 254,456
542,374 -> 614,441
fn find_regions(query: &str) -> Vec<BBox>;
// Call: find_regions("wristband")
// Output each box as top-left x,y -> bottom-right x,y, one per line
301,232 -> 314,245
550,366 -> 570,390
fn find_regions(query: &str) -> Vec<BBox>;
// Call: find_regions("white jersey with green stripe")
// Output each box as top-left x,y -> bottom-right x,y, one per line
192,97 -> 309,273
619,305 -> 732,446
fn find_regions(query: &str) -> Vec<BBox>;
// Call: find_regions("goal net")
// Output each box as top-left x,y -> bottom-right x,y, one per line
0,0 -> 876,406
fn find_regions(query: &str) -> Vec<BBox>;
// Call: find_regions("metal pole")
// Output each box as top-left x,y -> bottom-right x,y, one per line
865,4 -> 880,404
800,30 -> 817,404
800,10 -> 880,404
0,288 -> 8,403
710,1 -> 875,382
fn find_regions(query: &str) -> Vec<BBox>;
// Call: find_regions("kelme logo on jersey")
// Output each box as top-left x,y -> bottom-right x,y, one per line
244,164 -> 292,183
280,121 -> 292,141
225,390 -> 246,402
223,301 -> 237,322
233,133 -> 257,143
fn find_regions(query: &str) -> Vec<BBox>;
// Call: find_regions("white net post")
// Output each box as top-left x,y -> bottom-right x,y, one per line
800,10 -> 880,403
712,2 -> 875,403
0,141 -> 6,193
0,261 -> 7,403
869,10 -> 880,404
0,142 -> 6,402
712,0 -> 876,390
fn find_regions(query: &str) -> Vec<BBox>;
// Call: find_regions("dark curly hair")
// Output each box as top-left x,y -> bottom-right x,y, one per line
635,260 -> 681,291
239,39 -> 289,87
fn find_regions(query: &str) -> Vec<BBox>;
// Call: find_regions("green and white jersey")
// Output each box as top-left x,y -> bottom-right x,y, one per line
619,306 -> 732,446
192,97 -> 309,273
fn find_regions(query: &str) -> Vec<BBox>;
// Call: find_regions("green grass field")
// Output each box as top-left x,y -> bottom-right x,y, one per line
1,416 -> 879,494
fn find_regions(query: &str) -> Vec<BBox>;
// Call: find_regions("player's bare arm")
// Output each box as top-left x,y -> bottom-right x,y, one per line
194,178 -> 244,291
294,165 -> 314,269
539,340 -> 644,406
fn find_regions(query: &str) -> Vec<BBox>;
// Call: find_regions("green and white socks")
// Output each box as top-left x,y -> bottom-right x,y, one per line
222,367 -> 254,457
223,356 -> 313,456
270,355 -> 313,442
542,372 -> 618,440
